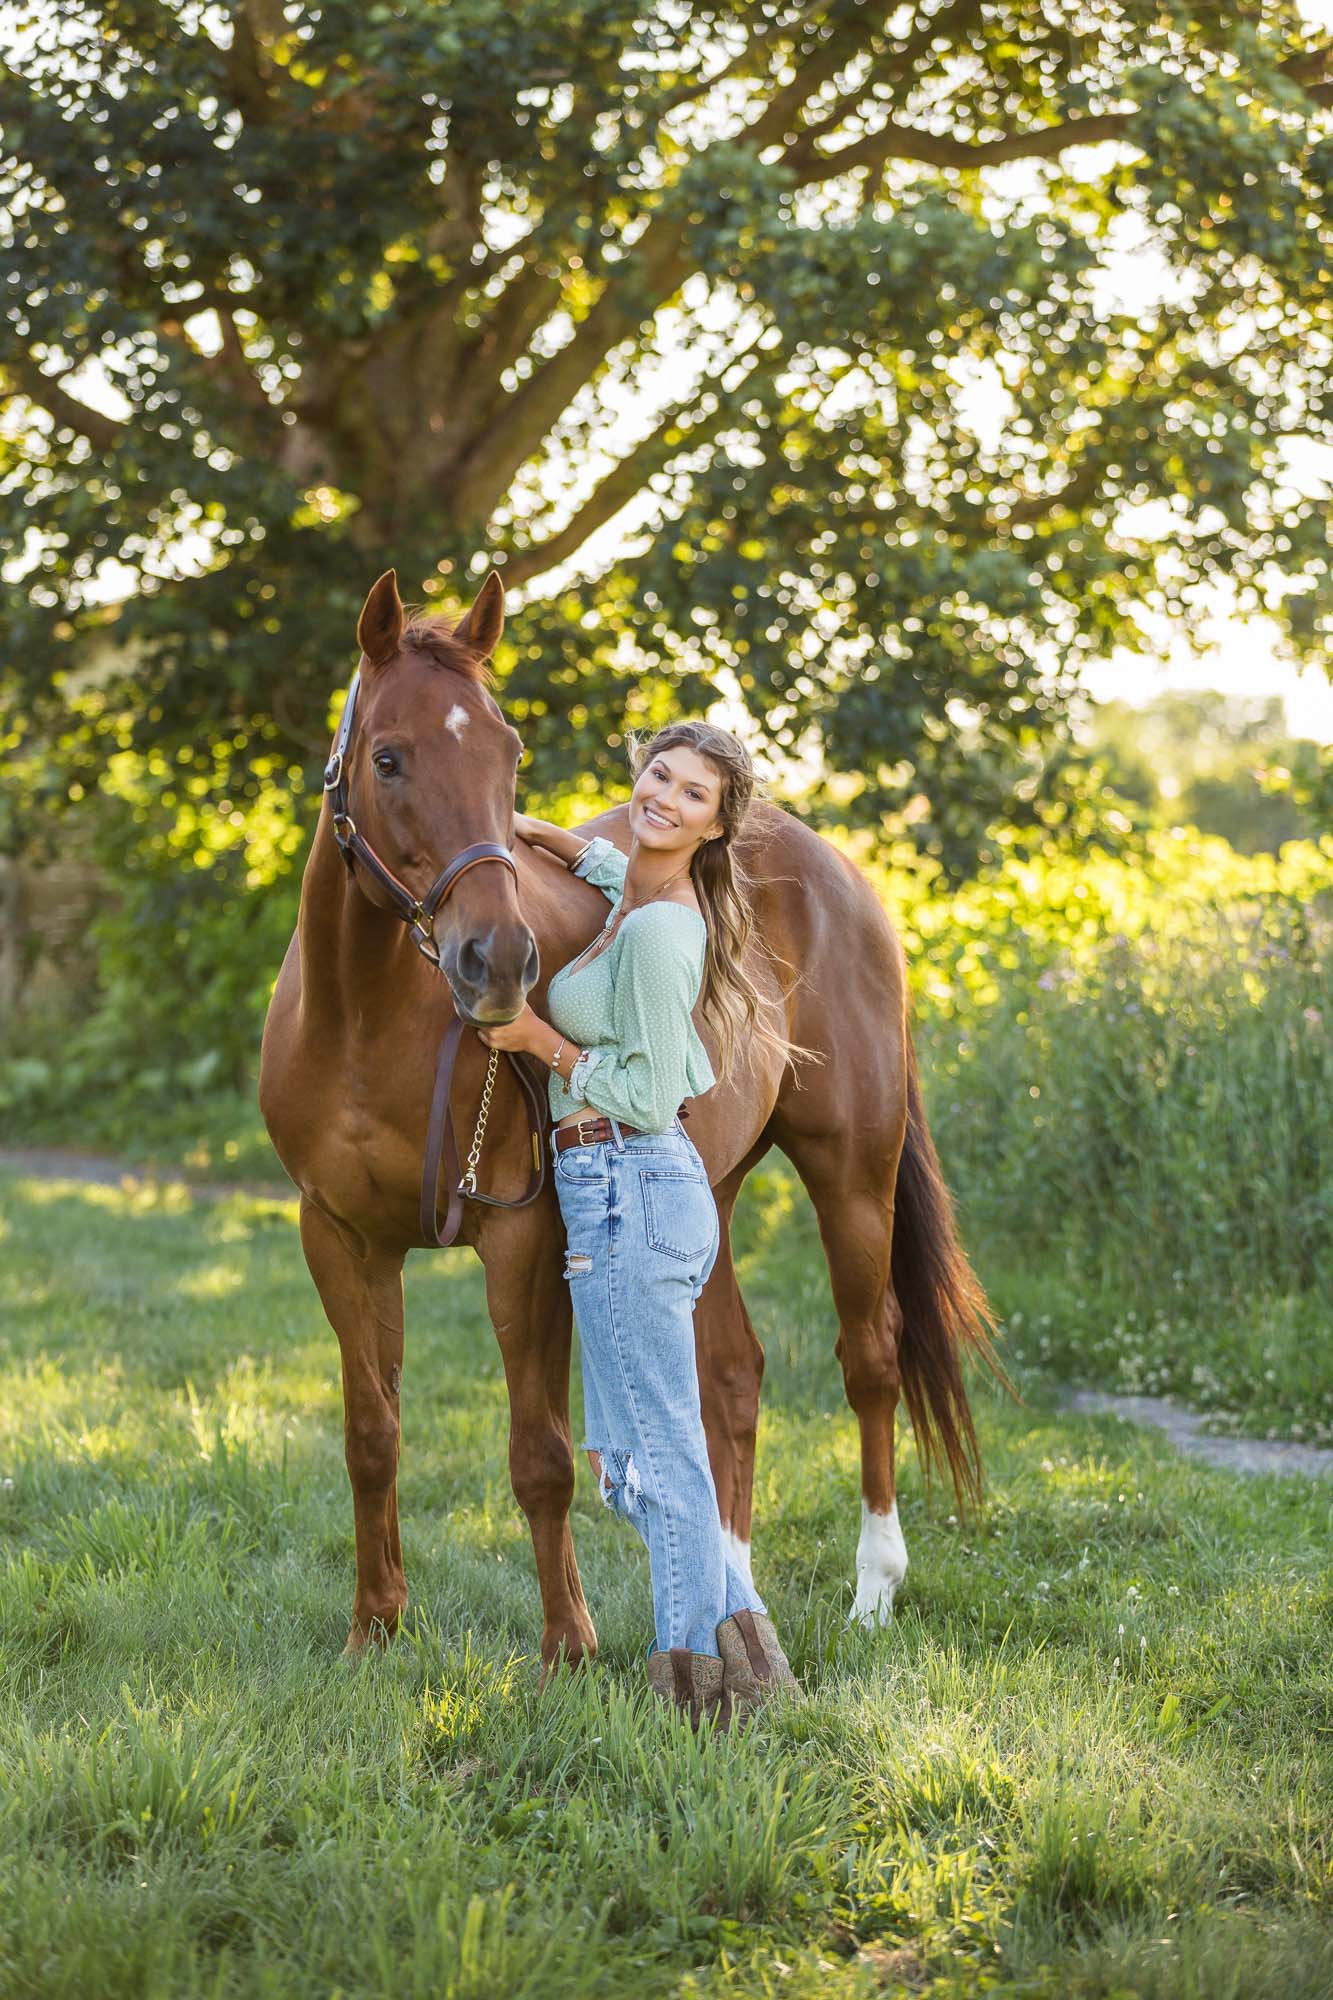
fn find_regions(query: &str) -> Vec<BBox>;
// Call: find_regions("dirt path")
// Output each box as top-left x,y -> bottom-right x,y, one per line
1065,1388 -> 1333,1481
0,1146 -> 293,1204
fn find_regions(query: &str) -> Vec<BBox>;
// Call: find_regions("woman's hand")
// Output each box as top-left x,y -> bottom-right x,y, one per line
476,1004 -> 547,1056
513,811 -> 565,845
512,814 -> 590,869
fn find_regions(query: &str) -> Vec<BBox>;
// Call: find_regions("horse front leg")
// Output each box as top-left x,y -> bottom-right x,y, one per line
481,1205 -> 597,1678
300,1197 -> 408,1651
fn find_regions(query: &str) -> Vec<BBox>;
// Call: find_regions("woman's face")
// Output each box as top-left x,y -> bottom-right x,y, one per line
629,745 -> 725,859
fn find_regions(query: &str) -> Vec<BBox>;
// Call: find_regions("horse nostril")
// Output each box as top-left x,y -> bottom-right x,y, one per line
523,937 -> 540,987
458,937 -> 488,987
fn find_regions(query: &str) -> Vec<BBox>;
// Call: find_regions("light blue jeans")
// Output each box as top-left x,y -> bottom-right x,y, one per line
553,1115 -> 767,1656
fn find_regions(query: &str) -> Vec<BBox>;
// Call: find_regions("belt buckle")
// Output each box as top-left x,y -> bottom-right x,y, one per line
575,1116 -> 601,1147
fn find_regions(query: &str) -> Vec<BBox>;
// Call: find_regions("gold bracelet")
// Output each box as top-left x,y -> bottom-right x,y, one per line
550,1037 -> 566,1071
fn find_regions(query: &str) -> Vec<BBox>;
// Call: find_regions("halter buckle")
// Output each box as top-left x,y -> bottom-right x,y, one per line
410,918 -> 441,968
323,752 -> 343,790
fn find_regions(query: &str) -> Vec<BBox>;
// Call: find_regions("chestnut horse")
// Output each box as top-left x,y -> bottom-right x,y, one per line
259,567 -> 996,1667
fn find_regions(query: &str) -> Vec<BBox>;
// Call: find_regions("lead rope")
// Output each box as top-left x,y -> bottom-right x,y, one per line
460,1044 -> 501,1196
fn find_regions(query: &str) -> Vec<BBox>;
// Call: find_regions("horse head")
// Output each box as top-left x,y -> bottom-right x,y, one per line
334,565 -> 538,1024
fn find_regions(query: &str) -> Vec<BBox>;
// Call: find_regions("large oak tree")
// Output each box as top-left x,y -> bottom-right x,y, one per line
4,0 -> 1331,861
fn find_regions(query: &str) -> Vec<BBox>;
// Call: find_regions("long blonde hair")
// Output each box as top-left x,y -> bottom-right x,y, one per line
625,721 -> 824,1089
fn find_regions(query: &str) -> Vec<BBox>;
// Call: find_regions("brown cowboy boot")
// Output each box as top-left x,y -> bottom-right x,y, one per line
716,1610 -> 799,1715
647,1648 -> 732,1731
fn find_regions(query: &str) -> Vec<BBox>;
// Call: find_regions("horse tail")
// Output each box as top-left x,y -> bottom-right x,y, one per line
892,1035 -> 1011,1513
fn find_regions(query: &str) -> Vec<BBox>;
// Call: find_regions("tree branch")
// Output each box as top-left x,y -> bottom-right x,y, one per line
446,211 -> 697,524
461,257 -> 567,390
213,305 -> 272,409
740,16 -> 870,154
155,295 -> 275,418
651,0 -> 833,119
791,108 -> 1137,181
884,0 -> 988,91
788,37 -> 1333,183
986,330 -> 1184,530
997,458 -> 1105,528
1279,44 -> 1333,93
784,0 -> 987,161
500,382 -> 754,588
222,0 -> 282,123
441,8 -> 882,514
409,9 -> 880,507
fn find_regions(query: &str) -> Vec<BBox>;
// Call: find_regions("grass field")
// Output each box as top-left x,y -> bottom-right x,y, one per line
2,1159 -> 1330,2000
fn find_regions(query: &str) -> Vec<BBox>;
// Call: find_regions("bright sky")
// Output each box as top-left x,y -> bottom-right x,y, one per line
1079,617 -> 1333,743
1052,5 -> 1333,743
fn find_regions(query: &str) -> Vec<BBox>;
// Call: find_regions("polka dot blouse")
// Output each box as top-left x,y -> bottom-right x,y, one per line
546,837 -> 717,1132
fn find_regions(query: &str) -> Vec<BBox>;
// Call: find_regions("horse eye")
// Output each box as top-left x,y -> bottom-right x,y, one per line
373,751 -> 400,778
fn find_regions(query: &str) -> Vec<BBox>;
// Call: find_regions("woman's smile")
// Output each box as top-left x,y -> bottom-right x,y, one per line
629,747 -> 723,851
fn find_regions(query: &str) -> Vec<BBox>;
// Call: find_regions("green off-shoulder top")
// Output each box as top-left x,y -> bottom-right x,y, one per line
546,836 -> 717,1132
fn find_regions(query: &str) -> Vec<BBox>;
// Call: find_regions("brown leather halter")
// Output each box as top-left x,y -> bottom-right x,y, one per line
324,665 -> 549,1248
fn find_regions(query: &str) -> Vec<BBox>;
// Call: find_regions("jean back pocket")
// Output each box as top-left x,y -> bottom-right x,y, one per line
639,1169 -> 715,1263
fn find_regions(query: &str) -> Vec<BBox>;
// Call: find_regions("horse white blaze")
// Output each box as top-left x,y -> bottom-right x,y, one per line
850,1499 -> 908,1625
443,704 -> 470,738
720,1525 -> 756,1593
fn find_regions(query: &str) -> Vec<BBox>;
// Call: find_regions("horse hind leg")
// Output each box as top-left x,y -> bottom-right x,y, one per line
300,1197 -> 408,1650
778,1129 -> 909,1626
692,1147 -> 774,1610
694,1230 -> 766,1604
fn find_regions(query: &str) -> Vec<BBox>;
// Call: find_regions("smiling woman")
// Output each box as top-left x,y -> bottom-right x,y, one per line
496,726 -> 812,1112
480,722 -> 823,1726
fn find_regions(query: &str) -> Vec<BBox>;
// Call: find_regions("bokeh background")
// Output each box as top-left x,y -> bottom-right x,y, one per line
2,9 -> 1332,1994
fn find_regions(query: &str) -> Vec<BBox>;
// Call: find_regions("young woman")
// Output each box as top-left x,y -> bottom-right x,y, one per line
476,721 -> 808,1728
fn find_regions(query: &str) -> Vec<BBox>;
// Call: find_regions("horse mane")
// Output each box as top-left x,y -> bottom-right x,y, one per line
401,608 -> 497,689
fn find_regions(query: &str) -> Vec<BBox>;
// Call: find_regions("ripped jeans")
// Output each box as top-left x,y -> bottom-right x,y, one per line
553,1116 -> 767,1657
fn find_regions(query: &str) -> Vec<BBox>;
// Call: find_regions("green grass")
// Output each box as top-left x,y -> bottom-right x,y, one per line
1,1160 -> 1331,2000
912,872 -> 1332,1448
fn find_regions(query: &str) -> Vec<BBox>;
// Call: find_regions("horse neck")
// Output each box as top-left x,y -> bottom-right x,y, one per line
299,812 -> 421,1033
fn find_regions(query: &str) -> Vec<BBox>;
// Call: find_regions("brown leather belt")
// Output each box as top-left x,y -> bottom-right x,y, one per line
551,1105 -> 689,1154
551,1115 -> 647,1153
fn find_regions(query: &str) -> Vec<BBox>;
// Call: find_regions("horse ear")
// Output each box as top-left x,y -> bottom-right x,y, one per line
453,569 -> 505,662
357,569 -> 404,668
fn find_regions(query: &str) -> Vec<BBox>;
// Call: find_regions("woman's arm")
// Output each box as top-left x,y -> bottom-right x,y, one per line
515,819 -> 628,906
512,812 -> 591,869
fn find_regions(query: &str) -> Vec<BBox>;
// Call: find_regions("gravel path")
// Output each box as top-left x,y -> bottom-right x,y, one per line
1065,1388 -> 1333,1481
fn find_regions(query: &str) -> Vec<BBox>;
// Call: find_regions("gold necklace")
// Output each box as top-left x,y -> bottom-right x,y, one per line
619,857 -> 694,914
568,858 -> 696,973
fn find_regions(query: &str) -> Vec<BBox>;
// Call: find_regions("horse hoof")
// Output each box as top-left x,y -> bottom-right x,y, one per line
343,1611 -> 403,1656
851,1505 -> 908,1625
538,1630 -> 597,1686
